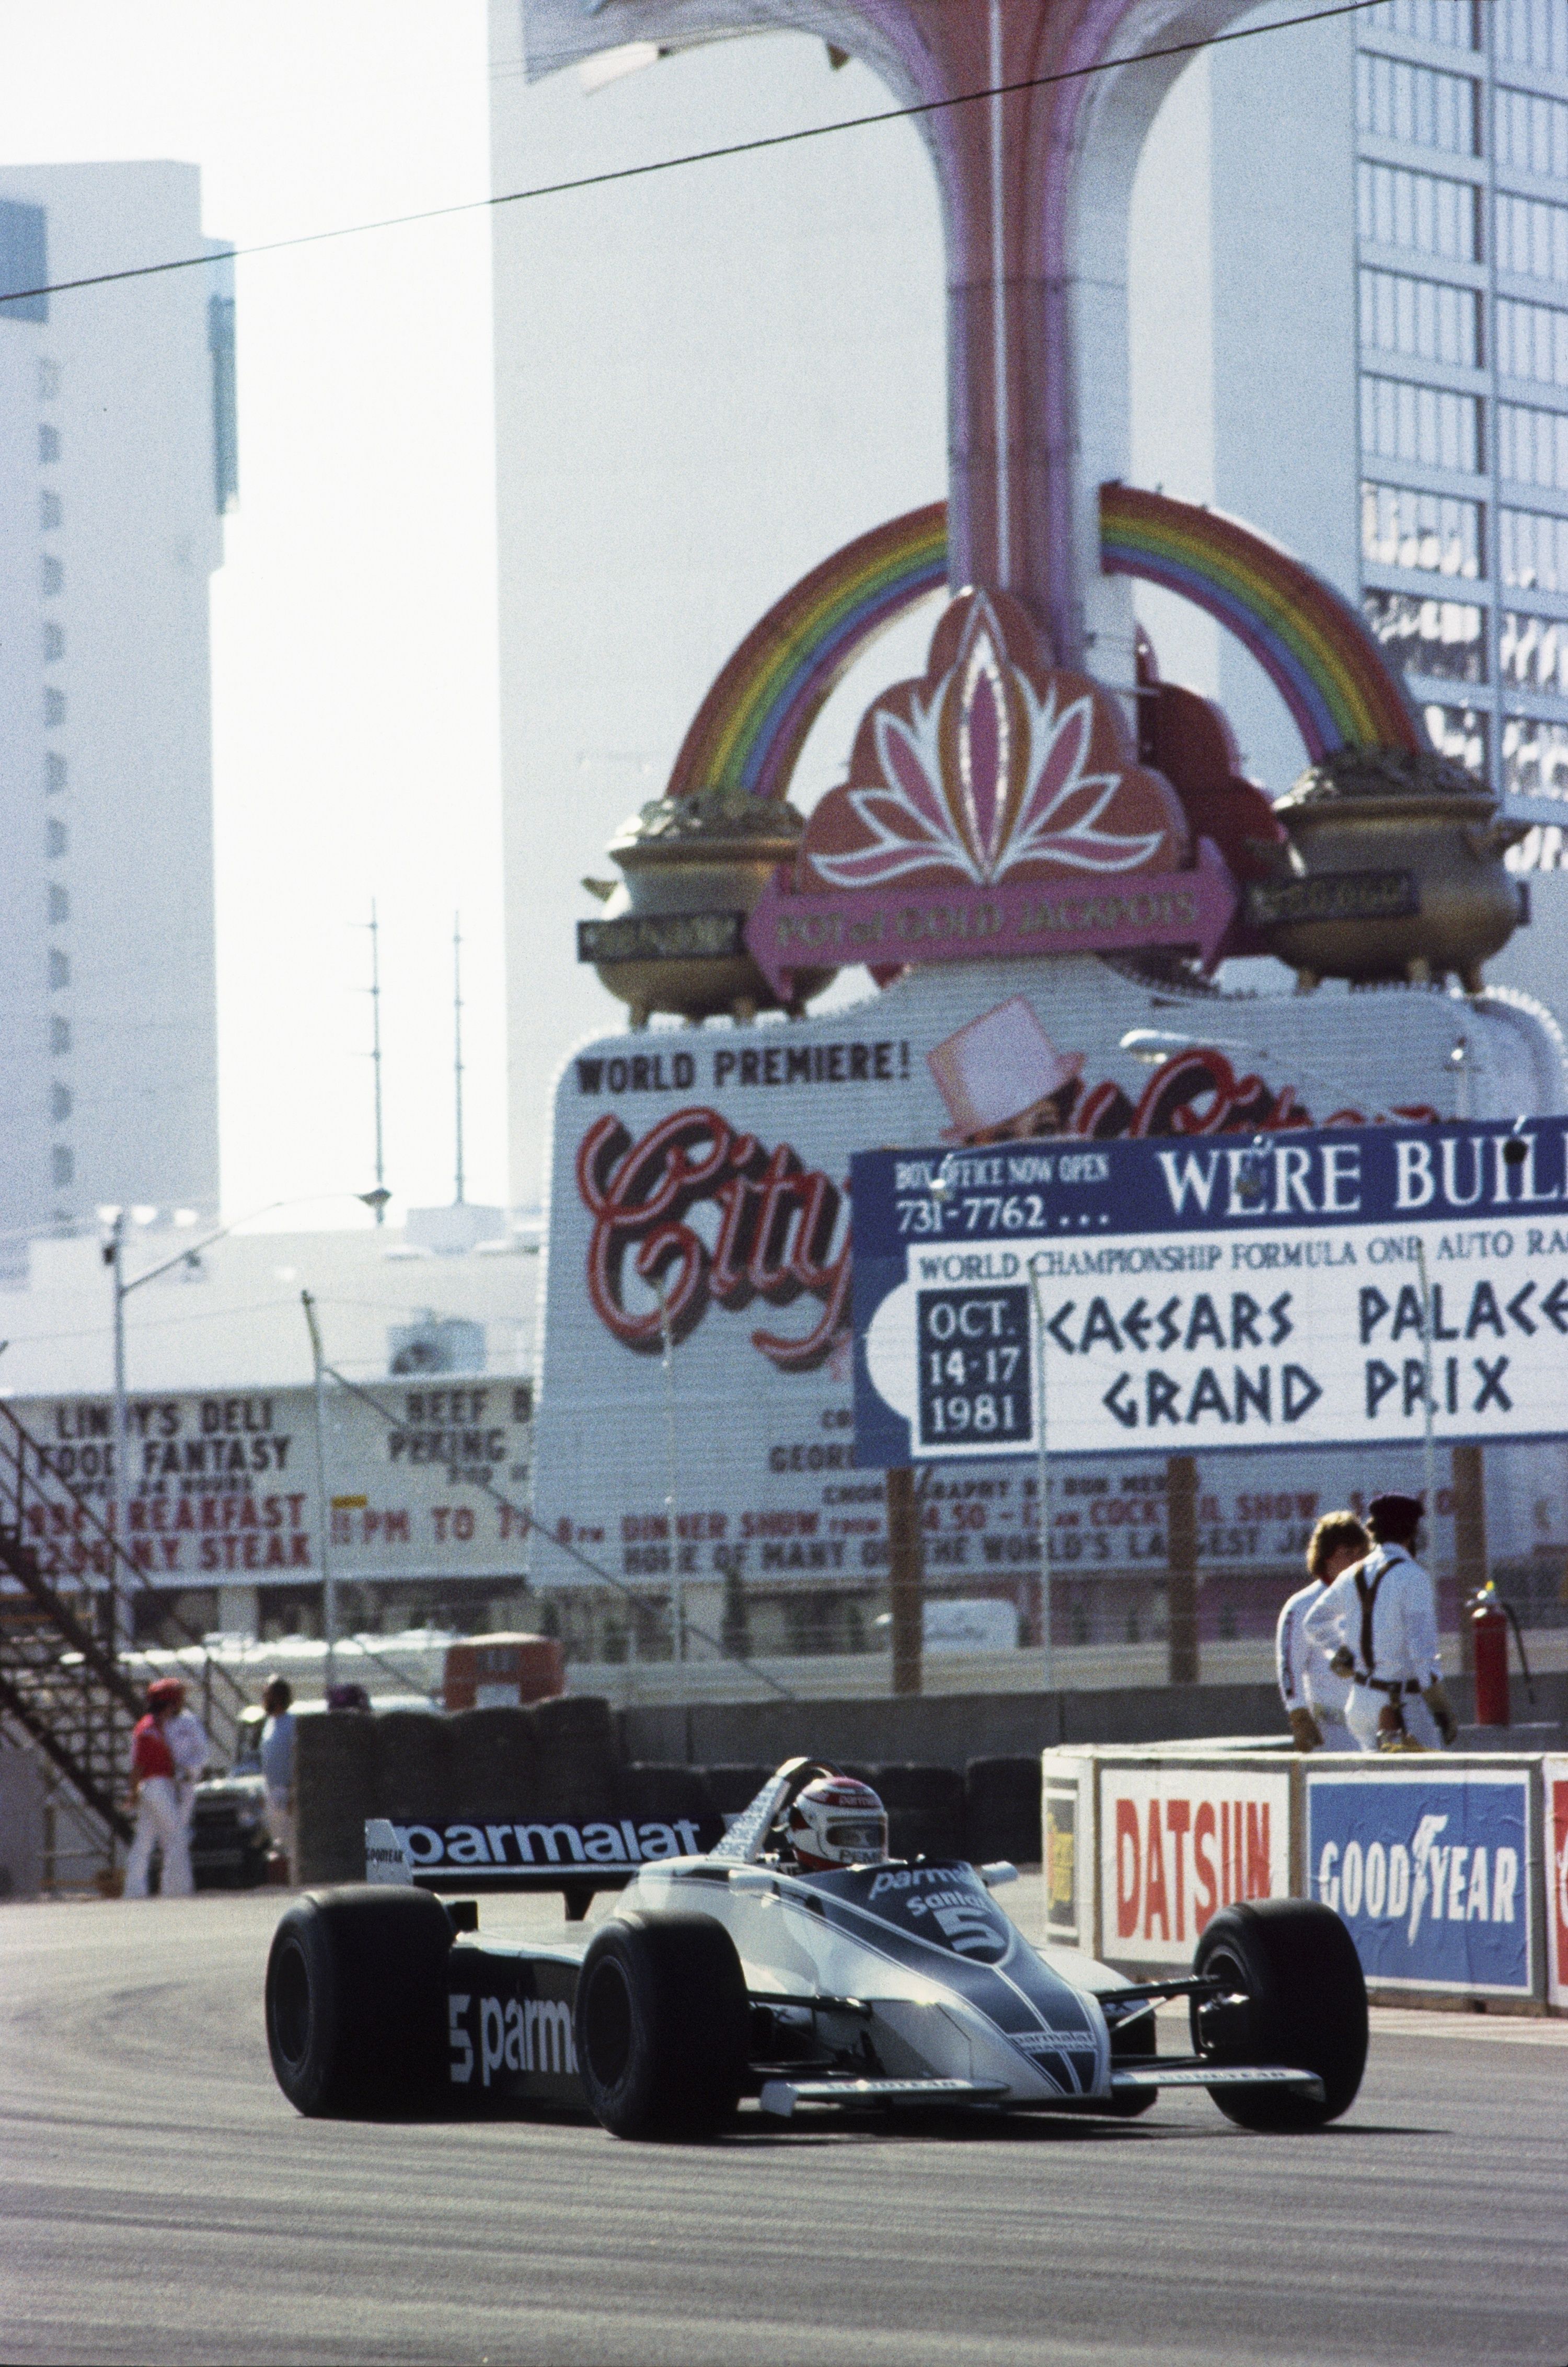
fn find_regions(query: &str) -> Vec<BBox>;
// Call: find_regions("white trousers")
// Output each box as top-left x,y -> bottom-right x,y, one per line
1345,1683 -> 1443,1754
125,1775 -> 193,1897
1307,1704 -> 1362,1753
265,1788 -> 295,1877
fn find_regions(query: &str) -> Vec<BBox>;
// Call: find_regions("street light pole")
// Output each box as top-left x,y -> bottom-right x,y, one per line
1415,1236 -> 1439,1547
1027,1254 -> 1054,1698
103,1189 -> 390,1672
654,1281 -> 683,1664
107,1211 -> 131,1658
301,1291 -> 337,1691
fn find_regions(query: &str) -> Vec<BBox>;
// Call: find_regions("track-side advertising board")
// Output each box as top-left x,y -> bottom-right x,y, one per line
1307,1766 -> 1535,1997
852,1118 -> 1568,1463
1100,1764 -> 1292,1969
1546,1756 -> 1568,2011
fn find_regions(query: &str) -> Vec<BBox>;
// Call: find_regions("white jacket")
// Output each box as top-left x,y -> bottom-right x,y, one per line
1302,1542 -> 1442,1690
1275,1580 -> 1354,1726
165,1707 -> 211,1783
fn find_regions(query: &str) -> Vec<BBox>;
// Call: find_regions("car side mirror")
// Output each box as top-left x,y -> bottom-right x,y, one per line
978,1862 -> 1019,1888
728,1867 -> 775,1895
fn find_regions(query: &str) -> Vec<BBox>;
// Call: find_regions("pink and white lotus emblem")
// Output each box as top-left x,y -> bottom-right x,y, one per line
800,590 -> 1187,893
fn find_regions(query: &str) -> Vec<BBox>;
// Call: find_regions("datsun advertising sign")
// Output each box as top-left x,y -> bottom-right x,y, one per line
1307,1768 -> 1533,1996
1546,1757 -> 1568,2011
1099,1764 -> 1291,1967
851,1118 -> 1568,1463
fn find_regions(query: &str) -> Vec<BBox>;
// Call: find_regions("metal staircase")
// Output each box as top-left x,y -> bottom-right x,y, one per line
0,1400 -> 250,1890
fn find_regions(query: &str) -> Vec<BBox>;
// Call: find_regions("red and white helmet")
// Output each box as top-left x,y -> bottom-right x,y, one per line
786,1776 -> 889,1871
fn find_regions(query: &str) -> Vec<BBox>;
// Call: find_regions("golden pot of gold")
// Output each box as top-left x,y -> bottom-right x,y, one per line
578,789 -> 836,1027
1248,748 -> 1528,991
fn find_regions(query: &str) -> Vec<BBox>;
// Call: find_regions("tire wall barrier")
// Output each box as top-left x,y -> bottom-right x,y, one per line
296,1703 -> 1041,1884
1044,1741 -> 1564,2015
296,1696 -> 618,1882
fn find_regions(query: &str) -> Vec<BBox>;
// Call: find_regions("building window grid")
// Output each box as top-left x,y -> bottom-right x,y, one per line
1356,50 -> 1483,153
1355,4 -> 1568,789
1361,479 -> 1486,574
1496,83 -> 1568,178
1359,159 -> 1484,257
1497,0 -> 1568,80
1496,289 -> 1568,380
1361,264 -> 1483,363
1360,371 -> 1484,469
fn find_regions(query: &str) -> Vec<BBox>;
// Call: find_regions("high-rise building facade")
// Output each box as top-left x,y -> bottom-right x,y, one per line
0,164 -> 232,1258
1131,0 -> 1568,1010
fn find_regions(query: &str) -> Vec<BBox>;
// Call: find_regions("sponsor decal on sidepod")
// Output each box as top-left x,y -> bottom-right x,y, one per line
448,1992 -> 577,2088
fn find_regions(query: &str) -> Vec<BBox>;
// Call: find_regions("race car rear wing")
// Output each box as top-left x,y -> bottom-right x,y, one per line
365,1812 -> 726,1915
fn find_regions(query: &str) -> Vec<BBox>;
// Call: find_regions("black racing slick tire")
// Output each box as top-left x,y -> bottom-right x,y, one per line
265,1885 -> 452,2117
574,1911 -> 749,2140
1191,1899 -> 1367,2131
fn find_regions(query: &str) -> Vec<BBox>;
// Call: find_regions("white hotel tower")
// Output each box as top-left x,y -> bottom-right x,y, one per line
1132,0 -> 1568,1011
0,164 -> 232,1262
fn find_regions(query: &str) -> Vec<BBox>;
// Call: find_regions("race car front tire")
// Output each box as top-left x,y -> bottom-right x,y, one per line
265,1885 -> 452,2116
574,1910 -> 749,2140
1191,1898 -> 1367,2131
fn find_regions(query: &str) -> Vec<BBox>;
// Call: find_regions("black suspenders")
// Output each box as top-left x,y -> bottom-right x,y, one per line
1352,1551 -> 1419,1695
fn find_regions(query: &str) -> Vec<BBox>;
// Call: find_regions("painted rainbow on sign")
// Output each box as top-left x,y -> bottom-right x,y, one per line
665,502 -> 948,803
666,486 -> 1421,807
1099,482 -> 1423,759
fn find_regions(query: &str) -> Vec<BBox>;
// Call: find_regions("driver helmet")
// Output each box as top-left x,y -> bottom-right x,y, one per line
787,1776 -> 889,1871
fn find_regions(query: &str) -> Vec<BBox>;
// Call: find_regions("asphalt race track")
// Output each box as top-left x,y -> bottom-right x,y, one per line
4,1886 -> 1567,2367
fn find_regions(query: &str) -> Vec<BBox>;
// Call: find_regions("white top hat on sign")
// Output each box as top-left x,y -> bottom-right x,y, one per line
927,997 -> 1084,1141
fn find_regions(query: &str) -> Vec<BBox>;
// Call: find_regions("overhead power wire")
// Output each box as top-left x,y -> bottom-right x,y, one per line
3,0 -> 1399,310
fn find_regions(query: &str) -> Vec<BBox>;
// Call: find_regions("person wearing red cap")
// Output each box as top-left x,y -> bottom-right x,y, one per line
124,1679 -> 195,1897
1302,1493 -> 1459,1752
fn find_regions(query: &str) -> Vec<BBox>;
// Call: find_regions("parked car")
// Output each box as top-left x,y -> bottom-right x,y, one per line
190,1707 -> 272,1890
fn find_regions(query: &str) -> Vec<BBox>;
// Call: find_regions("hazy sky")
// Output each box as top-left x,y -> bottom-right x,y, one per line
0,1 -> 505,1223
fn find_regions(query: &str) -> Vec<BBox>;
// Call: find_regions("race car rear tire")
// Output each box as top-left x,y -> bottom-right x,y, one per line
574,1910 -> 748,2140
265,1885 -> 452,2116
1191,1899 -> 1367,2131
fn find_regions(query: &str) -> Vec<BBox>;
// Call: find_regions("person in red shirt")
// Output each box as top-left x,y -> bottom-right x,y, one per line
124,1678 -> 194,1897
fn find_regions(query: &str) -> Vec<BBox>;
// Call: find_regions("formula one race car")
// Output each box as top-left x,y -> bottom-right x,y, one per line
264,1758 -> 1367,2138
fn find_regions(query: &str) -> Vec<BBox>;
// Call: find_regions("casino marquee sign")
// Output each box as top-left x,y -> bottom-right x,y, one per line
850,1117 -> 1568,1464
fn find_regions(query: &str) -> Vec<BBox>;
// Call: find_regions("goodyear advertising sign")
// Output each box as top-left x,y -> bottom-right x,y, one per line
1307,1768 -> 1534,1996
852,1118 -> 1568,1463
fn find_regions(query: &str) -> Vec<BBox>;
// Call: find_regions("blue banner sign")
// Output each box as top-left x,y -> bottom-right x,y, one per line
850,1120 -> 1568,1463
1306,1768 -> 1534,1996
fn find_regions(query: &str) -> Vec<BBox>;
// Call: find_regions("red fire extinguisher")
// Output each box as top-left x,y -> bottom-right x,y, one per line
1471,1584 -> 1510,1727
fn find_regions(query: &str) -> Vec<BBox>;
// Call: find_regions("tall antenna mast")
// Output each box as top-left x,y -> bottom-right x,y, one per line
452,911 -> 465,1206
368,899 -> 385,1222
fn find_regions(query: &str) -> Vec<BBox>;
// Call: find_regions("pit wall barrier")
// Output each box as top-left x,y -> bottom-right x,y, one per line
1043,1741 -> 1566,2015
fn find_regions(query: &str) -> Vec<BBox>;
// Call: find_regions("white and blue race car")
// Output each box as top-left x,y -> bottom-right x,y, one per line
265,1757 -> 1367,2138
